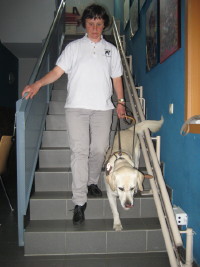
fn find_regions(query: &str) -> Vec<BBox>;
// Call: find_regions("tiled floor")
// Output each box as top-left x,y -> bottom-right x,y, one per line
0,178 -> 172,267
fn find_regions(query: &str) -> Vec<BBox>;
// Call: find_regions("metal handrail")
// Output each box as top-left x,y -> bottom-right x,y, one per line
112,17 -> 185,267
16,0 -> 66,246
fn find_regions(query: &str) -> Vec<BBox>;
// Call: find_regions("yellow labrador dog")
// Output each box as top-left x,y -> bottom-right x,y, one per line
104,117 -> 163,231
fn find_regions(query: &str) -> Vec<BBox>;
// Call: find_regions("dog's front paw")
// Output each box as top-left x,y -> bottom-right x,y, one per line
113,224 -> 123,231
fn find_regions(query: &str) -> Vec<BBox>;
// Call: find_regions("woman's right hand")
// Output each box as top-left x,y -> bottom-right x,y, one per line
22,81 -> 41,100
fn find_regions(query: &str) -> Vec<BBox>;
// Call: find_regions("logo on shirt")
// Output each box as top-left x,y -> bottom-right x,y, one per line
104,49 -> 111,57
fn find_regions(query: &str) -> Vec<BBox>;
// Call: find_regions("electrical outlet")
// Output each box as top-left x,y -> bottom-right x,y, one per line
173,206 -> 188,226
169,103 -> 174,114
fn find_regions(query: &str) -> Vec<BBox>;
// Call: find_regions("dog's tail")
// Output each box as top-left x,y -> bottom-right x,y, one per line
134,116 -> 164,134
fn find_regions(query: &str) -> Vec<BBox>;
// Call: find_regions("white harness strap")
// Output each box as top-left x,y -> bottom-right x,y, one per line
105,151 -> 134,175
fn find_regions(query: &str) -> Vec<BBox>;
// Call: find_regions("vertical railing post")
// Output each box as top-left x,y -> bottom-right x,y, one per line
185,228 -> 194,267
180,228 -> 194,267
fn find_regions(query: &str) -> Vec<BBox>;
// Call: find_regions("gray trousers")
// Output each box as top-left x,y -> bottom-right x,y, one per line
65,108 -> 113,205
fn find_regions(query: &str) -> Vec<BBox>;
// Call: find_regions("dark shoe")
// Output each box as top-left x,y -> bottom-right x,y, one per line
73,203 -> 87,225
88,184 -> 102,197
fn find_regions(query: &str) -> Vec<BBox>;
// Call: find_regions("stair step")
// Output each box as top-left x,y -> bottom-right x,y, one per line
41,130 -> 117,148
53,74 -> 68,90
48,101 -> 65,114
45,115 -> 66,130
42,130 -> 69,148
22,252 -> 170,265
35,168 -> 151,192
50,89 -> 130,103
51,90 -> 67,101
24,218 -> 165,256
48,100 -> 132,115
38,147 -> 146,169
45,114 -> 131,131
39,148 -> 71,168
35,168 -> 105,192
29,191 -> 157,220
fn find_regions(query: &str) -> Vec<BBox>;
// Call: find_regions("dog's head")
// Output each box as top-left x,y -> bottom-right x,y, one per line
106,165 -> 145,210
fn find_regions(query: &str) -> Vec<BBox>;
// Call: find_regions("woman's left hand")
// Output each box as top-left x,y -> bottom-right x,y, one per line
116,103 -> 126,118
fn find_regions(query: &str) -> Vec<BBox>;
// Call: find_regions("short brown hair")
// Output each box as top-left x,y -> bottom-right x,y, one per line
81,4 -> 110,29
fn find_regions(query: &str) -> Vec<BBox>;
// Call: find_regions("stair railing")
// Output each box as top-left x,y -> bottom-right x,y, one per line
16,0 -> 66,246
112,17 -> 193,267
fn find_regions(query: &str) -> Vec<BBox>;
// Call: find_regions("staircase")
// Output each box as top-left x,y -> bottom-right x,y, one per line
23,72 -> 167,256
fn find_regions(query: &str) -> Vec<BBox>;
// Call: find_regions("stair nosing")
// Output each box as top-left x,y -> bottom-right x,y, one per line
25,218 -> 161,233
35,167 -> 147,172
40,147 -> 70,150
30,191 -> 153,200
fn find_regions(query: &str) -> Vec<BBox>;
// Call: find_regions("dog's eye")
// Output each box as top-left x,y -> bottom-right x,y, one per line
130,187 -> 135,191
118,187 -> 124,191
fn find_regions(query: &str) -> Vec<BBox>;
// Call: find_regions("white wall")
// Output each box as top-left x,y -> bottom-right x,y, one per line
65,0 -> 114,15
0,0 -> 56,43
0,0 -> 115,42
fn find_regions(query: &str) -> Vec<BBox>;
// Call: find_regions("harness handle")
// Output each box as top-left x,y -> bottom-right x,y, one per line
117,118 -> 122,156
110,103 -> 136,158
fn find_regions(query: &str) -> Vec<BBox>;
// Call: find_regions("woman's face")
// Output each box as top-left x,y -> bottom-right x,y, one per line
85,18 -> 104,42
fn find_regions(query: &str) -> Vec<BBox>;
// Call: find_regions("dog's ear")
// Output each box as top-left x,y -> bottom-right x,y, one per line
106,172 -> 117,191
137,171 -> 144,191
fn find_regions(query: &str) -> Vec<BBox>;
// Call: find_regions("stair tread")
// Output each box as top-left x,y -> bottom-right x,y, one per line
31,191 -> 153,200
36,167 -> 71,172
42,130 -> 67,132
48,99 -> 130,103
25,217 -> 161,233
35,166 -> 147,173
40,147 -> 70,150
41,129 -> 118,133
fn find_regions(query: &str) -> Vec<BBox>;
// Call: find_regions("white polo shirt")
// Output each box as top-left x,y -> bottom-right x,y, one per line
56,34 -> 123,110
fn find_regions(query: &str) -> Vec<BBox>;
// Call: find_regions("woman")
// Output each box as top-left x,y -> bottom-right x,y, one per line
22,4 -> 125,225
